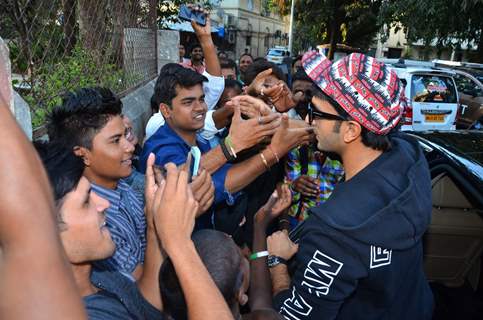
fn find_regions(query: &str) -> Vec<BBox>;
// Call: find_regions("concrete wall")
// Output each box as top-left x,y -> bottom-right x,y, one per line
121,79 -> 156,143
1,36 -> 33,140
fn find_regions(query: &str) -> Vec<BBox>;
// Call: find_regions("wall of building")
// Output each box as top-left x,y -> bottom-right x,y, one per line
211,0 -> 289,60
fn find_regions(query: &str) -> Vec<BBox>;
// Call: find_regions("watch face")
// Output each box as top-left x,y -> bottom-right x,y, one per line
267,255 -> 283,268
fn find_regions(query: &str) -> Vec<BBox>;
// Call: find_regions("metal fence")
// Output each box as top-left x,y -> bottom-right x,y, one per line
0,0 -> 159,128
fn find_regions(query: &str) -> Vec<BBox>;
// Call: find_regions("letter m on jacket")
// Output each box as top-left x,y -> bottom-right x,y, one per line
301,250 -> 343,297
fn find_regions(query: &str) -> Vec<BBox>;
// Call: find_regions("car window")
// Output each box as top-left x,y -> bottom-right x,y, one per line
268,50 -> 284,56
454,74 -> 483,97
411,75 -> 457,103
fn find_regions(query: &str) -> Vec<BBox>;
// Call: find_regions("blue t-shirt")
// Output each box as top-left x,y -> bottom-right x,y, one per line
140,123 -> 236,229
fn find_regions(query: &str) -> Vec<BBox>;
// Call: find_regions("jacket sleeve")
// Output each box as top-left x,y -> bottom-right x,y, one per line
274,227 -> 367,320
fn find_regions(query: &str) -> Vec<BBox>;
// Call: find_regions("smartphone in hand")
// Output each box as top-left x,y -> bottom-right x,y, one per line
178,4 -> 206,26
188,146 -> 201,182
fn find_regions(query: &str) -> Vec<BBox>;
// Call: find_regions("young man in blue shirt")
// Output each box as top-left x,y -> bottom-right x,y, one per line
140,63 -> 314,229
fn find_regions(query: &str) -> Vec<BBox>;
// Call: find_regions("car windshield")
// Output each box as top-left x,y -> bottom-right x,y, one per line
430,132 -> 483,166
411,74 -> 457,103
268,49 -> 284,56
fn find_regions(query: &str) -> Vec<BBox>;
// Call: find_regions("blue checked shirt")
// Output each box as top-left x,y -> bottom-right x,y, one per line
91,179 -> 146,275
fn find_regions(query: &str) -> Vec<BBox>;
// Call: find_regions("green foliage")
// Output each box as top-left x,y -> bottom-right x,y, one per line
25,45 -> 123,128
284,0 -> 383,55
379,0 -> 483,61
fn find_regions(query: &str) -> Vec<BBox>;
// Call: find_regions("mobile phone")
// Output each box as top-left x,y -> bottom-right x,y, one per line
178,4 -> 206,26
188,146 -> 201,182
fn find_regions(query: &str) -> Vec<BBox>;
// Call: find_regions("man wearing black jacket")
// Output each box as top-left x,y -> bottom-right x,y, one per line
268,51 -> 434,320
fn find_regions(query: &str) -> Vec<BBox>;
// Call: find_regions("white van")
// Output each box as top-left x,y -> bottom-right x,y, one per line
266,46 -> 289,65
392,67 -> 459,131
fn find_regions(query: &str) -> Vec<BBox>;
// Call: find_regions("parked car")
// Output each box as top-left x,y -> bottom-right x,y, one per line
391,66 -> 459,131
406,131 -> 483,291
266,46 -> 289,65
451,69 -> 483,129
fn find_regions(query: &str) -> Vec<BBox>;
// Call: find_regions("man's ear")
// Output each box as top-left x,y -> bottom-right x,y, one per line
73,146 -> 91,166
159,103 -> 171,119
237,288 -> 248,306
343,121 -> 362,144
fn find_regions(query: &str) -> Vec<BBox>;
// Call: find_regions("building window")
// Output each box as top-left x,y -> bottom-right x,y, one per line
246,35 -> 252,46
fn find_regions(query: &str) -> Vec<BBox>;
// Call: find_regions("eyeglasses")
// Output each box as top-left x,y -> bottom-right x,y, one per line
307,103 -> 347,125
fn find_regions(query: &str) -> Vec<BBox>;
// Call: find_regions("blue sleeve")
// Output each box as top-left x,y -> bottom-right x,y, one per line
154,144 -> 188,167
211,163 -> 238,205
274,227 -> 367,320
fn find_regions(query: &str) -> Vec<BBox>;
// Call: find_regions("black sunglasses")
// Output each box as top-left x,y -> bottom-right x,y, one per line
308,103 -> 347,125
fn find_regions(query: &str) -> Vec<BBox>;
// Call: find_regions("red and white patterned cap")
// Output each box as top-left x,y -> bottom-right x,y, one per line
302,51 -> 405,135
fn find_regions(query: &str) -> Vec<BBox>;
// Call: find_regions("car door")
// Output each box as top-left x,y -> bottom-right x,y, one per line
453,73 -> 483,129
410,73 -> 459,131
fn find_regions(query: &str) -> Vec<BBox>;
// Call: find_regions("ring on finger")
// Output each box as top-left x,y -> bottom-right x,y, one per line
258,116 -> 262,125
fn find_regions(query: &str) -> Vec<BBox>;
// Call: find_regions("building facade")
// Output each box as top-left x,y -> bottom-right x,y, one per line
210,0 -> 290,60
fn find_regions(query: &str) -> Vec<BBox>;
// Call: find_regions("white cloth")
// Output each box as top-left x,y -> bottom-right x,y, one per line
144,71 -> 225,140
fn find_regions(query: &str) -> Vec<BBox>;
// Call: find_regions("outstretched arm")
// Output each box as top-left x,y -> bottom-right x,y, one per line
0,73 -> 86,318
155,163 -> 233,320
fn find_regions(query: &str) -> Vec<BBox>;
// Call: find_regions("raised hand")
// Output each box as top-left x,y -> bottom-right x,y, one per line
267,230 -> 299,260
144,153 -> 166,230
246,68 -> 274,96
255,183 -> 292,228
153,162 -> 199,254
269,114 -> 314,157
228,104 -> 281,153
227,95 -> 272,118
189,5 -> 211,38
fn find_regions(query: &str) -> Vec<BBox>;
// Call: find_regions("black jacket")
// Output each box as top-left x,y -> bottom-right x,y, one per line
275,134 -> 434,319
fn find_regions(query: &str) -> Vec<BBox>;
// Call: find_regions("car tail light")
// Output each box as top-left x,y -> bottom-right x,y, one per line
403,103 -> 413,125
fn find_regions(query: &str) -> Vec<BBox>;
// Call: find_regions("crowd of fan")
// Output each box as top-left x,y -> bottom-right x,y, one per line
0,7 -> 435,320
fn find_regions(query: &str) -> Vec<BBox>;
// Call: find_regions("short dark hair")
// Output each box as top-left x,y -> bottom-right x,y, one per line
313,87 -> 394,151
243,59 -> 286,85
239,53 -> 253,61
292,55 -> 302,67
224,79 -> 243,93
152,63 -> 207,108
292,68 -> 312,83
191,43 -> 202,52
159,230 -> 243,320
47,87 -> 122,150
221,58 -> 237,72
35,141 -> 84,204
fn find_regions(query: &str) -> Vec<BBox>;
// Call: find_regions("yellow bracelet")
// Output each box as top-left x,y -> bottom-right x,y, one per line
260,152 -> 270,170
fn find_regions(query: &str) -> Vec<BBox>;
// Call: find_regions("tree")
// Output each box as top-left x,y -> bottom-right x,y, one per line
269,0 -> 383,59
379,0 -> 483,62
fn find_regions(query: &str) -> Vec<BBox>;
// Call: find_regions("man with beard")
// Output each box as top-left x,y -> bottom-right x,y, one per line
284,69 -> 344,228
269,51 -> 434,319
182,44 -> 205,74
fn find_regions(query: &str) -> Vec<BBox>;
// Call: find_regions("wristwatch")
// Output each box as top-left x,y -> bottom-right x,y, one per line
267,255 -> 287,268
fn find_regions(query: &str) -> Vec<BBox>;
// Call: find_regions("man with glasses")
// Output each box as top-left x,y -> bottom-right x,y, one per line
269,52 -> 434,320
284,69 -> 344,228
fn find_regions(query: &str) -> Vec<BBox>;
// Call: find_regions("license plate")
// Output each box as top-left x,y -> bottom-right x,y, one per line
425,114 -> 445,122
